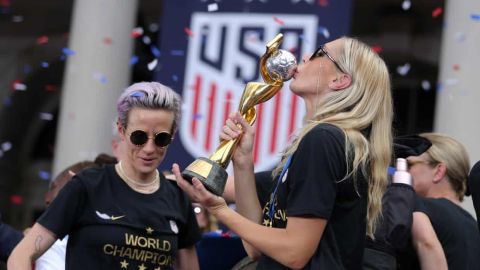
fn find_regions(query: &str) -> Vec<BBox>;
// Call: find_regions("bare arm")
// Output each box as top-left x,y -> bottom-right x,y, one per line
7,223 -> 57,269
175,245 -> 199,270
174,166 -> 326,269
411,212 -> 447,270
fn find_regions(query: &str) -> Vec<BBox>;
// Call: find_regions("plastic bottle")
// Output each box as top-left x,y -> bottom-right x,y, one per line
393,158 -> 412,185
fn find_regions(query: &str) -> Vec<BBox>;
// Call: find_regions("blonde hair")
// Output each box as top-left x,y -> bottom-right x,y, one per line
273,37 -> 393,237
420,133 -> 470,201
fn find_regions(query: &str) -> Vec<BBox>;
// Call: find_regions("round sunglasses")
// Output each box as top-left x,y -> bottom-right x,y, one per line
127,130 -> 173,148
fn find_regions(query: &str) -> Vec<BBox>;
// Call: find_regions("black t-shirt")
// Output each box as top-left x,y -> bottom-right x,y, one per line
257,124 -> 368,270
38,165 -> 201,270
398,197 -> 480,270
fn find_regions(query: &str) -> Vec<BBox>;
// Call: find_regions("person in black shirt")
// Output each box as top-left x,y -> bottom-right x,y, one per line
8,82 -> 201,269
401,133 -> 480,270
174,37 -> 393,269
467,160 -> 480,230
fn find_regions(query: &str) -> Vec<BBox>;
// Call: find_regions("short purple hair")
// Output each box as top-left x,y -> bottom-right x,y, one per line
116,82 -> 181,133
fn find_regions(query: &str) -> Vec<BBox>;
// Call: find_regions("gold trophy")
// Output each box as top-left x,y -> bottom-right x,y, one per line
182,33 -> 297,196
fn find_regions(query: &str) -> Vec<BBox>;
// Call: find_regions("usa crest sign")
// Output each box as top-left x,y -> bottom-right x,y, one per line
155,0 -> 352,172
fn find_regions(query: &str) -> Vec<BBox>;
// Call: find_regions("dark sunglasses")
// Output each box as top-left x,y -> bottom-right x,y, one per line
310,45 -> 346,73
127,129 -> 173,148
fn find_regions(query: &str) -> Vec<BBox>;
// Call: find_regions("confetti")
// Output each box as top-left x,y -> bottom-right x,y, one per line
23,64 -> 32,74
10,195 -> 23,205
39,112 -> 54,121
38,170 -> 51,180
148,23 -> 159,33
445,78 -> 458,86
131,27 -> 143,38
317,26 -> 330,39
208,3 -> 219,12
12,81 -> 27,91
93,72 -> 108,84
471,14 -> 480,21
36,35 -> 49,45
172,75 -> 179,82
452,64 -> 460,71
396,63 -> 411,76
129,55 -> 139,65
3,97 -> 12,106
45,84 -> 58,92
184,27 -> 194,37
142,36 -> 151,45
421,80 -> 431,91
103,37 -> 113,45
12,15 -> 23,22
62,47 -> 76,56
150,45 -> 161,57
147,59 -> 158,71
388,166 -> 396,176
401,0 -> 411,11
1,141 -> 12,151
273,16 -> 285,26
371,45 -> 383,53
318,0 -> 328,7
436,82 -> 444,92
41,61 -> 49,68
432,7 -> 443,18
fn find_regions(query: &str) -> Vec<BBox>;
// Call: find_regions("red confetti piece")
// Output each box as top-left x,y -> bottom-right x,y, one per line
453,64 -> 460,71
184,27 -> 194,37
45,84 -> 58,92
131,27 -> 143,38
432,7 -> 443,18
103,37 -> 113,45
36,35 -> 49,45
318,0 -> 328,7
221,231 -> 232,238
10,195 -> 23,205
273,16 -> 284,26
11,80 -> 27,91
371,45 -> 383,53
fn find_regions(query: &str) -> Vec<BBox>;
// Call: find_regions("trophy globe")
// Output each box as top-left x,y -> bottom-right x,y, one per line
265,49 -> 297,82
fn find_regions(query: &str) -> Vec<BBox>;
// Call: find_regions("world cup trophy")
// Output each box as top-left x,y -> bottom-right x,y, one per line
182,33 -> 297,196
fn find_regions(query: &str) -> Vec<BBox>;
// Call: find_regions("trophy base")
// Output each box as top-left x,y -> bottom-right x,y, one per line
181,157 -> 228,196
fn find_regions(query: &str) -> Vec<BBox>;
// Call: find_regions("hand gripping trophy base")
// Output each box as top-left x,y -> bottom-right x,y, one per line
181,157 -> 228,196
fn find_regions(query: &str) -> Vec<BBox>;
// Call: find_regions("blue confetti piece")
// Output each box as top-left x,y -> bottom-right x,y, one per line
62,47 -> 76,56
23,64 -> 32,74
39,170 -> 51,180
130,91 -> 145,97
100,75 -> 107,84
129,55 -> 139,65
150,46 -> 161,57
436,82 -> 444,92
172,75 -> 179,82
41,61 -> 49,68
193,113 -> 203,120
170,50 -> 185,56
471,13 -> 480,21
388,166 -> 396,176
3,97 -> 12,107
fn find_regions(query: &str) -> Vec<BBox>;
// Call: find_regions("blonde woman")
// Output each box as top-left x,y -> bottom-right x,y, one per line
401,133 -> 480,270
174,37 -> 393,269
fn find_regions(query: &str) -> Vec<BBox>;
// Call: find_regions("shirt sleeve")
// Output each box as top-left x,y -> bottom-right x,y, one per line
37,177 -> 87,239
286,125 -> 347,219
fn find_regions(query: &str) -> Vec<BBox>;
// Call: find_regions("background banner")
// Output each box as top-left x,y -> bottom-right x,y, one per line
156,0 -> 352,172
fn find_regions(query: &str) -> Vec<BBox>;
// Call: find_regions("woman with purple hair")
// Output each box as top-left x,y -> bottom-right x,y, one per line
9,82 -> 201,270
